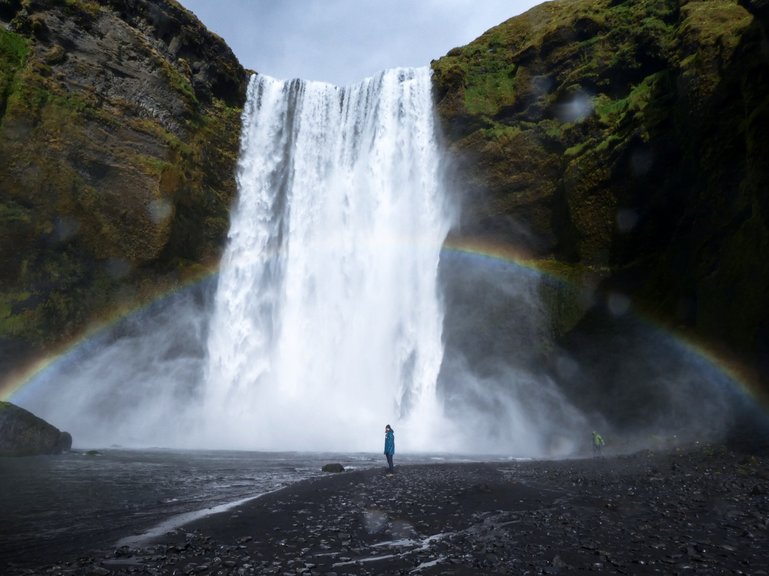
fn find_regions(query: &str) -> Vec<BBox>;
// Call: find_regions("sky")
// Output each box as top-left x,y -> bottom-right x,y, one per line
178,0 -> 544,85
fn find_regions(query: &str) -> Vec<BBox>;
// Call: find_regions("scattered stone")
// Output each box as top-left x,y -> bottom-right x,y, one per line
322,463 -> 345,473
6,447 -> 769,575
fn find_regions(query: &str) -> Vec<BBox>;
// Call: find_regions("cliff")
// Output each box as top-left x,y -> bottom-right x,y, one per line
0,0 -> 246,367
432,0 -> 769,406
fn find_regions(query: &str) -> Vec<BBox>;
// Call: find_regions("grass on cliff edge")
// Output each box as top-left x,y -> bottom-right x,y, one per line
431,0 -> 679,126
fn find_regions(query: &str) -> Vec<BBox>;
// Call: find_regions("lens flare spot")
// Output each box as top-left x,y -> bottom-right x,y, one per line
148,198 -> 173,225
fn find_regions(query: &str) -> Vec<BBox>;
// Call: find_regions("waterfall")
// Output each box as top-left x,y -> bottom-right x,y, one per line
14,66 -> 743,456
14,65 -> 749,456
199,68 -> 452,451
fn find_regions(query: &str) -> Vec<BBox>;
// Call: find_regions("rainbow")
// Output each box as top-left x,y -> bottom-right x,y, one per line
2,236 -> 766,413
442,236 -> 767,409
0,265 -> 218,403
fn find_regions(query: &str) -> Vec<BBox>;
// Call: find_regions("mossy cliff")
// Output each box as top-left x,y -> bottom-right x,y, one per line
433,0 -> 769,401
0,0 -> 246,365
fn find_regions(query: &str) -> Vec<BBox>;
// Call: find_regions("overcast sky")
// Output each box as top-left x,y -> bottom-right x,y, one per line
178,0 -> 544,85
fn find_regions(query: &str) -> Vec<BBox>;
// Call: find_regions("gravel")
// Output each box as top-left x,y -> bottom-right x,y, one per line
6,446 -> 769,575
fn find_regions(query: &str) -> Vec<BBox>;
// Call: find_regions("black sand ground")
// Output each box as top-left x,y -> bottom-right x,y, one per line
7,447 -> 769,575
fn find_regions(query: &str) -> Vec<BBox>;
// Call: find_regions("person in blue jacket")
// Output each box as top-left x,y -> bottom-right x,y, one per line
384,424 -> 395,473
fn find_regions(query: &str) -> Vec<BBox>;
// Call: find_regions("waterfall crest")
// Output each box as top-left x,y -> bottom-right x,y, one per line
200,69 -> 452,451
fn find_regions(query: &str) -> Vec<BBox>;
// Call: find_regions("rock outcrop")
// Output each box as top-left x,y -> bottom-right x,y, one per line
432,0 -> 769,404
0,0 -> 246,370
0,400 -> 72,455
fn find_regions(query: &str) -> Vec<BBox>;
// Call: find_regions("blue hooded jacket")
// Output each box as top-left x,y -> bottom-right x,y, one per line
384,428 -> 395,455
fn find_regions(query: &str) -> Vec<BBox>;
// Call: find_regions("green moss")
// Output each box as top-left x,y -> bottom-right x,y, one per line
0,28 -> 29,64
464,62 -> 517,116
565,141 -> 589,157
595,72 -> 664,124
0,28 -> 30,117
129,117 -> 189,154
541,119 -> 567,141
134,153 -> 172,177
432,41 -> 519,118
4,69 -> 96,128
680,1 -> 752,50
0,200 -> 32,225
0,292 -> 37,337
481,123 -> 521,142
162,60 -> 197,105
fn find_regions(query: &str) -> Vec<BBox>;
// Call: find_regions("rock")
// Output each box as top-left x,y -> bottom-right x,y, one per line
0,0 -> 247,369
0,401 -> 72,456
322,463 -> 345,473
432,0 -> 769,426
740,0 -> 769,20
54,431 -> 73,453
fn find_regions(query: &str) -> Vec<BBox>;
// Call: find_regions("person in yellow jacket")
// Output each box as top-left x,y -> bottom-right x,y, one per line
592,431 -> 605,456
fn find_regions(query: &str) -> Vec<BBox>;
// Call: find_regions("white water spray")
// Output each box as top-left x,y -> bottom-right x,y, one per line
199,69 -> 452,451
12,67 -> 752,455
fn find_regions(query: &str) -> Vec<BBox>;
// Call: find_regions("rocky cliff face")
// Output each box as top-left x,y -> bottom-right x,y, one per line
433,0 -> 769,407
0,0 -> 246,367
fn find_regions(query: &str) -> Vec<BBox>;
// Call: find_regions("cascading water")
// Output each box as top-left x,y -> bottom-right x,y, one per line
11,66 -> 750,455
198,68 -> 452,451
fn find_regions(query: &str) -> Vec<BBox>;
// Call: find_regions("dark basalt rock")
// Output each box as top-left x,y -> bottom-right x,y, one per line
321,463 -> 345,473
432,0 -> 769,403
740,0 -> 769,20
0,401 -> 72,456
0,0 -> 247,373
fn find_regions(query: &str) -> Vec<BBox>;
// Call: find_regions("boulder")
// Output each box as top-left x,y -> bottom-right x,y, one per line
321,463 -> 345,473
0,401 -> 72,456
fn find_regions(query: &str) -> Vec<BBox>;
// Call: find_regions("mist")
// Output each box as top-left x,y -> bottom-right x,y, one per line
14,282 -> 214,449
12,65 -> 766,457
437,244 -> 591,456
437,219 -> 760,456
554,303 -> 754,452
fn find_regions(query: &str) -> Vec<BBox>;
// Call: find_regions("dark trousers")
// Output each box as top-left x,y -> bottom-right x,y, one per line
385,453 -> 394,472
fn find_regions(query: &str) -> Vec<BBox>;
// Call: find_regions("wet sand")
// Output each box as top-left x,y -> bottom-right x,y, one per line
8,446 -> 769,575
